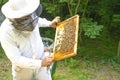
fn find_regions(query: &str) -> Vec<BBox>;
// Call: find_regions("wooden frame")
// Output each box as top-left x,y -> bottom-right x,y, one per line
53,15 -> 79,61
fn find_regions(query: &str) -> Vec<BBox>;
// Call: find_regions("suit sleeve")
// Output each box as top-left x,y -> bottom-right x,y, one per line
37,17 -> 51,27
1,35 -> 42,69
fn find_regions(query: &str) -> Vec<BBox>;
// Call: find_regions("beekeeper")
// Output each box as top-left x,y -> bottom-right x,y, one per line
0,0 -> 60,80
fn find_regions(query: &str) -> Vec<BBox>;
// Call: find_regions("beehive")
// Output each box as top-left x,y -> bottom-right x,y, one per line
53,15 -> 79,61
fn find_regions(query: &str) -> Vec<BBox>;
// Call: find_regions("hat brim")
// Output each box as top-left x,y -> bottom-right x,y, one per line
2,0 -> 40,18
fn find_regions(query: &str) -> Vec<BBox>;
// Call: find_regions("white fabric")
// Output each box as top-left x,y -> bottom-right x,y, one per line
1,0 -> 40,18
12,66 -> 52,80
0,17 -> 52,80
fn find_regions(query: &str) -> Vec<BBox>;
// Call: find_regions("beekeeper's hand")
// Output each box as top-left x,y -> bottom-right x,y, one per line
41,56 -> 54,67
50,16 -> 61,28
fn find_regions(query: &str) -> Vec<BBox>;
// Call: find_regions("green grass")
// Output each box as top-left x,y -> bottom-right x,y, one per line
53,38 -> 120,80
0,58 -> 12,80
54,58 -> 120,80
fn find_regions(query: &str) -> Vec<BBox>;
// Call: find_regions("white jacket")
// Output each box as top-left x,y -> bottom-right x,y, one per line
0,17 -> 51,69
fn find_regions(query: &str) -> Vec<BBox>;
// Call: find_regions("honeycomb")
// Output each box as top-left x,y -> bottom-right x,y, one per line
54,20 -> 76,53
53,15 -> 79,61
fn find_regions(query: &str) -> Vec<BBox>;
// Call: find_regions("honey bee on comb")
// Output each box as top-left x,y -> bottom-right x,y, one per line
54,20 -> 76,53
53,15 -> 79,61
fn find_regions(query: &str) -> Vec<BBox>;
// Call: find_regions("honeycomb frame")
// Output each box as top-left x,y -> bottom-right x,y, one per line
53,15 -> 79,61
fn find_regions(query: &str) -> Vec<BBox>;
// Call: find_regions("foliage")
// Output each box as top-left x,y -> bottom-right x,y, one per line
0,45 -> 5,58
39,27 -> 56,39
41,0 -> 81,19
53,57 -> 120,80
41,0 -> 61,18
109,56 -> 120,72
80,18 -> 103,38
64,58 -> 79,68
0,0 -> 7,8
109,14 -> 120,40
110,14 -> 120,56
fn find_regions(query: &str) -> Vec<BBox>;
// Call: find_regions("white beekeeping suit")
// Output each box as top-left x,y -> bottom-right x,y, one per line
0,0 -> 53,80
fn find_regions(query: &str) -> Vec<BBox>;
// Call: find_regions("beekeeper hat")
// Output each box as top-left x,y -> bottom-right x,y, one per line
1,0 -> 42,18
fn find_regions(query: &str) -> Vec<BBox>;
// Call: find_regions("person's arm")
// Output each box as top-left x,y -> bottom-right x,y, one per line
38,17 -> 60,28
1,37 -> 42,69
37,17 -> 51,27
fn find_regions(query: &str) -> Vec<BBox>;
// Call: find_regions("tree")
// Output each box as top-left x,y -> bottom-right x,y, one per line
111,14 -> 120,56
41,0 -> 104,44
